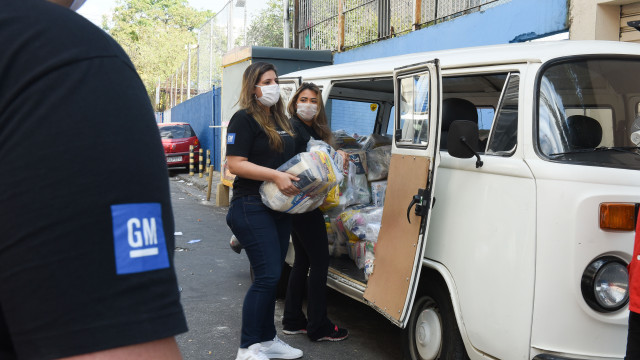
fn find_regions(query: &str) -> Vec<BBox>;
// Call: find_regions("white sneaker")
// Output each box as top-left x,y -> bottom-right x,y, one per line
260,335 -> 303,359
235,343 -> 269,360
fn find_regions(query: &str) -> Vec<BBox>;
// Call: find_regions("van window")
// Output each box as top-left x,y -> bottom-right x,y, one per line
478,107 -> 495,130
440,73 -> 507,151
386,106 -> 396,135
396,73 -> 430,146
328,98 -> 379,137
564,107 -> 614,146
486,73 -> 519,155
537,58 -> 640,170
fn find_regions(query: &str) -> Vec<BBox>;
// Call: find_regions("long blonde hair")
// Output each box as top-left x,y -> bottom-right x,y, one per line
238,62 -> 294,152
287,82 -> 333,146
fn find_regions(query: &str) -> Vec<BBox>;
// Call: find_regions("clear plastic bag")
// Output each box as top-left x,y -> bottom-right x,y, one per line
260,150 -> 341,213
349,241 -> 368,269
341,206 -> 383,243
364,248 -> 375,281
333,130 -> 360,149
366,145 -> 391,181
358,133 -> 392,151
370,180 -> 388,207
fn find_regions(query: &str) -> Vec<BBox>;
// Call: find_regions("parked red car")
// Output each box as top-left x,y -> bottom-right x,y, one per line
158,122 -> 200,168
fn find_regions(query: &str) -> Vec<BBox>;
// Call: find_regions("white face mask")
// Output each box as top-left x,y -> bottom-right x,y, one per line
70,0 -> 87,11
255,84 -> 280,107
296,103 -> 317,121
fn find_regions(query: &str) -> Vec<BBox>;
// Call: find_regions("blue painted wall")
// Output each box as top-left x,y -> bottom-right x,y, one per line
171,88 -> 222,171
334,0 -> 569,64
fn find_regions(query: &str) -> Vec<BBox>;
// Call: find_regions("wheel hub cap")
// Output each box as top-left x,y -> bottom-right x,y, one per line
415,308 -> 442,360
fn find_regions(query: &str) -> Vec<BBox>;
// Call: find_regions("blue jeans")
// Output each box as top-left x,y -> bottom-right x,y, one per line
226,195 -> 291,348
283,208 -> 333,340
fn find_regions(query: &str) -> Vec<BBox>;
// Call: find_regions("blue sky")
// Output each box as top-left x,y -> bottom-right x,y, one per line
78,0 -> 268,27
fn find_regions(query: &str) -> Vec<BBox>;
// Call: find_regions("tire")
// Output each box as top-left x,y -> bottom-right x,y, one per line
403,279 -> 469,360
248,263 -> 290,299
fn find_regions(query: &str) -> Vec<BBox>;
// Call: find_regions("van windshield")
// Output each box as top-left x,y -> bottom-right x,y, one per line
537,58 -> 640,170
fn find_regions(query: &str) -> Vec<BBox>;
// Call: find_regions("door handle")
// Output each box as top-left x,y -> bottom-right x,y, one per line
406,188 -> 429,224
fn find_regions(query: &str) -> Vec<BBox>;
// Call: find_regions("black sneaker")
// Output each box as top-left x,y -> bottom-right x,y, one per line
315,325 -> 348,342
282,328 -> 307,335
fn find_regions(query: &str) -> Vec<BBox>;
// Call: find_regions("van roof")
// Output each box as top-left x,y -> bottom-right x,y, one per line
282,40 -> 640,80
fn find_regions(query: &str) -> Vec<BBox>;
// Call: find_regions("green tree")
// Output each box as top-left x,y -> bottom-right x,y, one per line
104,0 -> 214,110
246,0 -> 284,47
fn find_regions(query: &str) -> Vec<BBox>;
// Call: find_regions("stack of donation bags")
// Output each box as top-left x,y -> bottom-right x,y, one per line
260,131 -> 392,281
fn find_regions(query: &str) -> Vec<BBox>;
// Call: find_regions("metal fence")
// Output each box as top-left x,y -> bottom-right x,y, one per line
160,0 -> 503,109
197,15 -> 228,94
297,0 -> 339,51
296,0 -> 502,51
343,0 -> 378,48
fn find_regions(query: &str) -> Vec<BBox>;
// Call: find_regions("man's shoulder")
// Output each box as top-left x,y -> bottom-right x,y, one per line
2,0 -> 132,69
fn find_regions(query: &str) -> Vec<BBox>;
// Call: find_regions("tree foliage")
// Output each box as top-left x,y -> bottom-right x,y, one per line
105,0 -> 213,110
246,0 -> 284,48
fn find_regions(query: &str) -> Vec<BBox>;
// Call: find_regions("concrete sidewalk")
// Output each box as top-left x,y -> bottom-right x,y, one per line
170,168 -> 230,205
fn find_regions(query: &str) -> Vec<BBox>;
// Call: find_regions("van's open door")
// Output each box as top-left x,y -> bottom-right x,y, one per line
363,60 -> 441,327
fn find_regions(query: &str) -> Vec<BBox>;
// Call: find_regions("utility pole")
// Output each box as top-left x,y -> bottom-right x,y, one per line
174,72 -> 178,107
180,62 -> 184,104
187,45 -> 192,100
155,77 -> 160,111
228,0 -> 234,51
283,0 -> 290,48
209,20 -> 213,91
293,0 -> 299,48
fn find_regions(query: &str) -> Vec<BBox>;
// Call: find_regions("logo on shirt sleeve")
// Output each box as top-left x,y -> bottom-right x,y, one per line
111,203 -> 170,275
227,133 -> 236,144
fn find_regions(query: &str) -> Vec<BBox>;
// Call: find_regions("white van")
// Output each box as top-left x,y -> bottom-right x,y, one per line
277,41 -> 640,360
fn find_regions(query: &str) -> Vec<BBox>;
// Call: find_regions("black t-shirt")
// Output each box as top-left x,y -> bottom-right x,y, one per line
226,110 -> 296,200
291,116 -> 322,154
0,1 -> 187,359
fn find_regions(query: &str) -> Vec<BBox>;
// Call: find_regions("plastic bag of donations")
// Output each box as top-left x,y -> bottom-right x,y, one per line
260,149 -> 343,213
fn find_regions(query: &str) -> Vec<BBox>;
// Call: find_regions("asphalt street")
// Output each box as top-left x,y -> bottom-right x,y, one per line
168,173 -> 404,360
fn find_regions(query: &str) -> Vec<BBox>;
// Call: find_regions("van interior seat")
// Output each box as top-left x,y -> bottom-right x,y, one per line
566,115 -> 602,149
441,98 -> 478,149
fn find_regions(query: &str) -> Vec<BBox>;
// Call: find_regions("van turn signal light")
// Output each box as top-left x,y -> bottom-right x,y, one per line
599,203 -> 638,231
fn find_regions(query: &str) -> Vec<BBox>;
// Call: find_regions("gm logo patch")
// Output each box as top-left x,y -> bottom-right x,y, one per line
111,203 -> 170,275
227,133 -> 236,144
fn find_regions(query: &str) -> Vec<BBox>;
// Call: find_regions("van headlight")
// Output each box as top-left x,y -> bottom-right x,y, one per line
581,256 -> 629,312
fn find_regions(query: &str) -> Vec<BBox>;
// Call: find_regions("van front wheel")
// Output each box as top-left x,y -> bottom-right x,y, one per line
403,282 -> 468,360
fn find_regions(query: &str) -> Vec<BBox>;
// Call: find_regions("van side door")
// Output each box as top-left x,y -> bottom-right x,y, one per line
363,61 -> 441,326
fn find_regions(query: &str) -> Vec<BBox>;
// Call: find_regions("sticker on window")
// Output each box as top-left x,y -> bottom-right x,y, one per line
111,203 -> 170,275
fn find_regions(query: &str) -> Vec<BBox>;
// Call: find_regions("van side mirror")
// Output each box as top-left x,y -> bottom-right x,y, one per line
447,120 -> 483,168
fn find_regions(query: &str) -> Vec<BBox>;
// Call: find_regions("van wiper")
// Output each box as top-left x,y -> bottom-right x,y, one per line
550,146 -> 640,157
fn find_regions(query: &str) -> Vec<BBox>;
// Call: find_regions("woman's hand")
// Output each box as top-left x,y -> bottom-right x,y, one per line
273,172 -> 300,196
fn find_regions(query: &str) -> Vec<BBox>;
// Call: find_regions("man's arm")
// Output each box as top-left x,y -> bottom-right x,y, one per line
59,337 -> 182,360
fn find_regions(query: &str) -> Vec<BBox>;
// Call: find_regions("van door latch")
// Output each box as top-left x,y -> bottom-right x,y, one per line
407,188 -> 429,224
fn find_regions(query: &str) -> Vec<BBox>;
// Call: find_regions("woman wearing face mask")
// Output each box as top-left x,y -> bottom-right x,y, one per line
226,62 -> 304,360
282,83 -> 349,342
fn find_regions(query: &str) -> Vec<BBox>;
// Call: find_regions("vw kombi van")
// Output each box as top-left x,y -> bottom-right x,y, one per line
275,41 -> 640,360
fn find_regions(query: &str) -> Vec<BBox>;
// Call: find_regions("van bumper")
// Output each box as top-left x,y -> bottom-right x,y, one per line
533,355 -> 621,360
